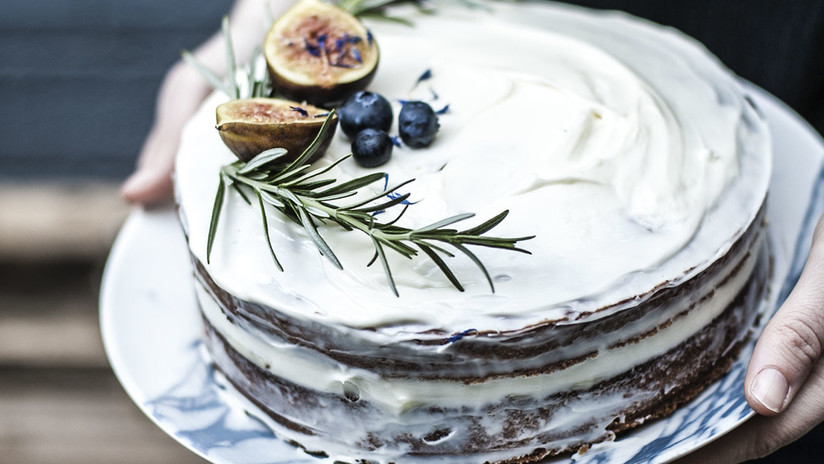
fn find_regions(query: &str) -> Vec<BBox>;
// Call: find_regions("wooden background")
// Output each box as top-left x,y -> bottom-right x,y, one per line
0,183 -> 205,464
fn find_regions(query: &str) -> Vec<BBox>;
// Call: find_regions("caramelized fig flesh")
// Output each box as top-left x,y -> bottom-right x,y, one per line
264,0 -> 379,107
216,97 -> 338,163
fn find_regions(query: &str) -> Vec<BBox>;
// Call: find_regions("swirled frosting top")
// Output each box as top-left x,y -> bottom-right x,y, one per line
176,1 -> 770,336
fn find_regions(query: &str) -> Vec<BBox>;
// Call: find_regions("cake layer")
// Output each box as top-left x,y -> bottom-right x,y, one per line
192,208 -> 765,385
199,236 -> 769,462
194,227 -> 765,411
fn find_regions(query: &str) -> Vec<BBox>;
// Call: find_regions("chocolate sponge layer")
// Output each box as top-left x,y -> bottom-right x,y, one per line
197,235 -> 769,462
192,207 -> 765,384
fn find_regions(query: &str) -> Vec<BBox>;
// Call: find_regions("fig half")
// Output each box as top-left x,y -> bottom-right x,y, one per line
216,97 -> 338,162
264,0 -> 379,107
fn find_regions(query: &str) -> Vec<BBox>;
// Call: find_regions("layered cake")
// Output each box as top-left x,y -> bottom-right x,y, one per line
175,1 -> 772,462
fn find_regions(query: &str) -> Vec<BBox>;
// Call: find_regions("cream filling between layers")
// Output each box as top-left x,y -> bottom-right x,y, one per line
176,1 -> 771,335
197,235 -> 761,415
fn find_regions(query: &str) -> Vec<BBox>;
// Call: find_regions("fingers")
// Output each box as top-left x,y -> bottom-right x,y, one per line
121,64 -> 209,206
121,166 -> 174,206
678,214 -> 824,463
674,359 -> 824,464
122,0 -> 274,207
744,215 -> 824,416
121,115 -> 179,206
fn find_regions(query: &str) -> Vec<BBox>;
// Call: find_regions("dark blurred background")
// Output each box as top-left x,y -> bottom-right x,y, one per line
0,0 -> 233,179
0,0 -> 821,181
0,0 -> 821,463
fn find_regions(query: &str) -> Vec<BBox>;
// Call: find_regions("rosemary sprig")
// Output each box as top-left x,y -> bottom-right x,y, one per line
207,111 -> 533,296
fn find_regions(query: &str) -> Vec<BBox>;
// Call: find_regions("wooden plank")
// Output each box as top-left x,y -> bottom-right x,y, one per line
0,312 -> 107,368
0,258 -> 107,367
0,182 -> 129,261
0,246 -> 205,462
0,367 -> 206,464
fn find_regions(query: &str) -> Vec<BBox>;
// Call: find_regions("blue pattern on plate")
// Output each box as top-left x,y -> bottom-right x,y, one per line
145,340 -> 319,463
779,162 -> 824,304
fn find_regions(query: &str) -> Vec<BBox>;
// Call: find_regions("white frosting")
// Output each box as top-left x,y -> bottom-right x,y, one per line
175,1 -> 770,337
196,234 -> 762,411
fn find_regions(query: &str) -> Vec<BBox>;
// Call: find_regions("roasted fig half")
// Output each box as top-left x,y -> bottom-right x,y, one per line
216,97 -> 338,162
264,0 -> 379,107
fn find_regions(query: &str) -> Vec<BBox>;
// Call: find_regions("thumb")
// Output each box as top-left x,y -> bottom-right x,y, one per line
121,166 -> 174,206
121,123 -> 178,206
745,215 -> 824,416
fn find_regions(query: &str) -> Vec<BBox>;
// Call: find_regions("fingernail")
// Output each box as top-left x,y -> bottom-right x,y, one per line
751,368 -> 789,413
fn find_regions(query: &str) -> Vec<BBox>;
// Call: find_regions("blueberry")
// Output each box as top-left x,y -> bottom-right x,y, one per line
338,91 -> 393,138
398,101 -> 439,148
352,129 -> 393,167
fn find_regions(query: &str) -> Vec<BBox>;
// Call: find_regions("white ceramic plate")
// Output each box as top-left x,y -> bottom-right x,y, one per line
100,84 -> 824,464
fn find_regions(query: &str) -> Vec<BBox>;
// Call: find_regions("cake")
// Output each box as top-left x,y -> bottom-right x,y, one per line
174,1 -> 772,462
